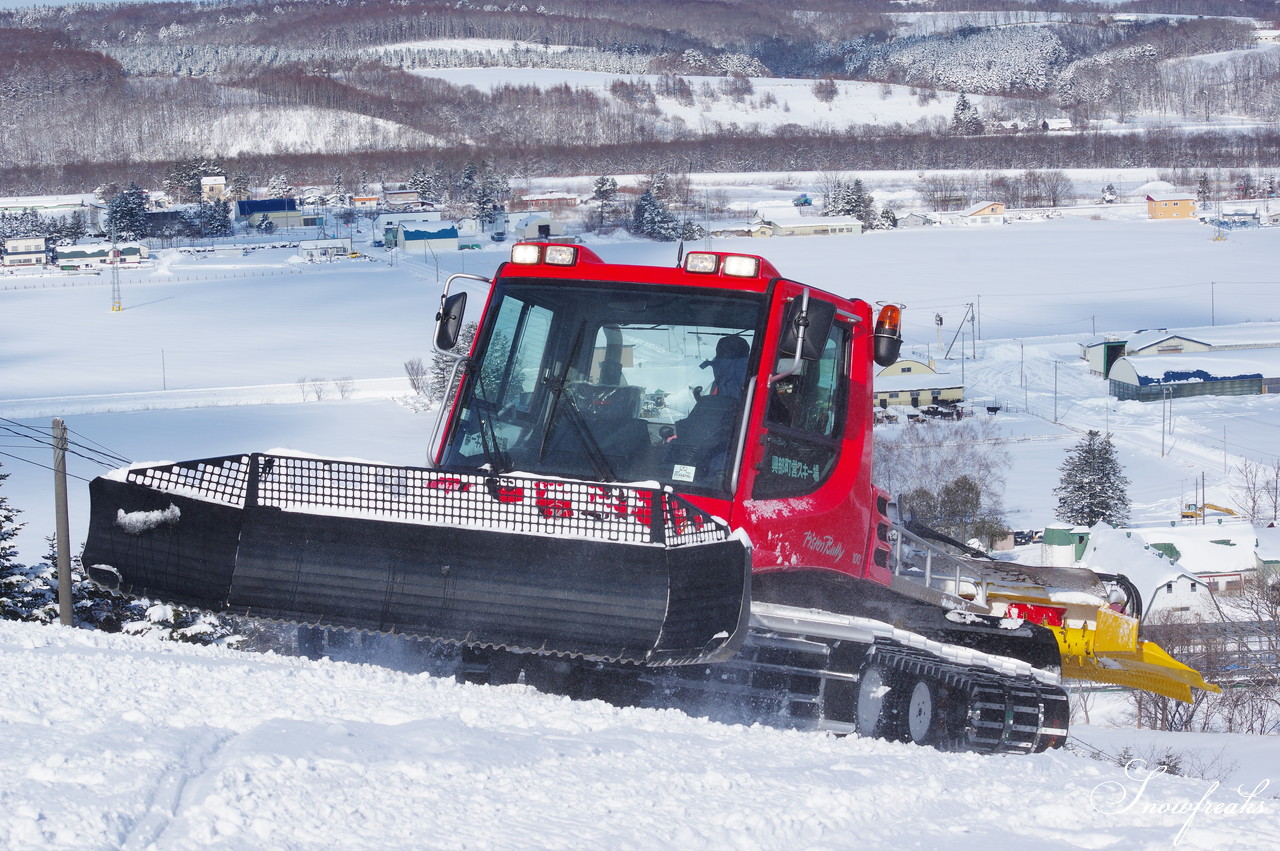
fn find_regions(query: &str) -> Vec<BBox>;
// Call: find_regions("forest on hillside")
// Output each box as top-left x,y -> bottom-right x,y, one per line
0,0 -> 1277,193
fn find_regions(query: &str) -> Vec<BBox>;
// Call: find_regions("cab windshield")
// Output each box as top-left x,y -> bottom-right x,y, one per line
440,278 -> 764,496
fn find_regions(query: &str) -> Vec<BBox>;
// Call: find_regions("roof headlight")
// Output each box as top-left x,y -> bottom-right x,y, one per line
684,252 -> 719,274
544,245 -> 578,266
722,255 -> 761,278
510,244 -> 541,264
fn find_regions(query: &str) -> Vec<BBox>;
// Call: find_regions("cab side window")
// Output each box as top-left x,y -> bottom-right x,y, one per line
753,317 -> 849,500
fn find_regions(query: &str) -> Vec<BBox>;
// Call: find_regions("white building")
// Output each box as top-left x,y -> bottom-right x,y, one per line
2,236 -> 48,267
200,176 -> 227,201
511,213 -> 564,241
297,238 -> 352,260
952,201 -> 1006,227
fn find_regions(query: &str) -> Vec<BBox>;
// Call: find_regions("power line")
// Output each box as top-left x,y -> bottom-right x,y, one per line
0,421 -> 130,469
65,427 -> 131,466
0,450 -> 94,482
1,417 -> 131,463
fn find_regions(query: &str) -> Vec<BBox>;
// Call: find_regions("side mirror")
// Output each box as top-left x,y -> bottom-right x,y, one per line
434,291 -> 467,351
778,294 -> 836,361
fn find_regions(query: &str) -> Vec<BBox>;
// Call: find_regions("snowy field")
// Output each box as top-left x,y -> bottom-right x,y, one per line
3,212 -> 1280,555
1,617 -> 1278,850
3,205 -> 1280,848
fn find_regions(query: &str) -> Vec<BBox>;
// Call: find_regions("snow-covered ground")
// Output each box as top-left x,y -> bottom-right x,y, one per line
4,202 -> 1280,848
3,211 -> 1279,558
2,619 -> 1278,850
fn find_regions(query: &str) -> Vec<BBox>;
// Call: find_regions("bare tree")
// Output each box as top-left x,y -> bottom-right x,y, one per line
308,377 -> 327,401
812,78 -> 838,104
333,376 -> 355,399
1133,573 -> 1280,734
1230,458 -> 1280,523
874,417 -> 1011,546
296,376 -> 309,402
404,358 -> 428,395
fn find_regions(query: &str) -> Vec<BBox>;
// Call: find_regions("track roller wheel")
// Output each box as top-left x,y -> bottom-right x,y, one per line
904,678 -> 940,746
855,663 -> 903,739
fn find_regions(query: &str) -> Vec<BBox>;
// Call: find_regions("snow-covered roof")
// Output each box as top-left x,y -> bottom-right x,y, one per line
1126,329 -> 1208,351
517,191 -> 579,201
1111,349 -> 1280,385
1126,322 -> 1280,352
59,242 -> 147,258
1080,334 -> 1124,350
512,212 -> 554,227
764,213 -> 862,228
0,193 -> 100,212
401,225 -> 459,240
874,372 -> 961,393
298,238 -> 351,249
707,219 -> 767,232
1145,192 -> 1195,202
1079,524 -> 1204,588
1255,526 -> 1280,564
958,201 -> 1003,217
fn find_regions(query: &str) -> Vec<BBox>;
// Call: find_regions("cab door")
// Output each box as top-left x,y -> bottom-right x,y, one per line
739,283 -> 878,582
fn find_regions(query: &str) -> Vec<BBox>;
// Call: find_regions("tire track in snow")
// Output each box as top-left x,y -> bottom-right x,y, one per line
121,726 -> 235,851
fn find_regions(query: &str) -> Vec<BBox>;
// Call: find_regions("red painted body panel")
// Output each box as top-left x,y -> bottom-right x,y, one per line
476,245 -> 896,593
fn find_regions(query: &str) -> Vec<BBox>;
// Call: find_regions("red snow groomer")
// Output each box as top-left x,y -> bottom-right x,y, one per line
84,244 -> 1215,752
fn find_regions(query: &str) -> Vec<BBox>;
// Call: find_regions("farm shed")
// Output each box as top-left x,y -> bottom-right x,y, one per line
873,359 -> 964,408
1108,349 -> 1280,401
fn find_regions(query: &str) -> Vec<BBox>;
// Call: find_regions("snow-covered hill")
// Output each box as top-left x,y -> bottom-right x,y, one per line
2,208 -> 1279,555
2,619 -> 1277,850
3,201 -> 1280,849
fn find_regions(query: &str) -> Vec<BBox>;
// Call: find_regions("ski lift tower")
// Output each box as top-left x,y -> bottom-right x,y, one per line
109,226 -> 122,312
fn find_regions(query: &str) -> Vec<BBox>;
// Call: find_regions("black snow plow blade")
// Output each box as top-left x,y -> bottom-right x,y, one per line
83,453 -> 751,666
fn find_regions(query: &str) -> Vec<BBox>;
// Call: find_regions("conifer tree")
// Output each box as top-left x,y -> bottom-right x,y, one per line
429,323 -> 478,401
591,176 -> 618,229
631,191 -> 679,241
230,171 -> 252,201
0,462 -> 23,570
106,183 -> 149,241
951,92 -> 983,135
1054,430 -> 1130,527
267,174 -> 293,199
1196,173 -> 1212,206
824,181 -> 856,217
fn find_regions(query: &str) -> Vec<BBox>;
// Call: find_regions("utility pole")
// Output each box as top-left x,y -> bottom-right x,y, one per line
1053,361 -> 1059,423
1161,386 -> 1173,456
52,418 -> 73,626
109,223 -> 122,312
1021,340 -> 1028,412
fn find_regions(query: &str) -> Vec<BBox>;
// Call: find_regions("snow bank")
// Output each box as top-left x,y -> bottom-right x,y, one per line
1,619 -> 1277,849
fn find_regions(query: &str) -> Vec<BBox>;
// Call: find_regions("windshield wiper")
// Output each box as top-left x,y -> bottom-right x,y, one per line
537,322 -> 619,483
469,361 -> 513,473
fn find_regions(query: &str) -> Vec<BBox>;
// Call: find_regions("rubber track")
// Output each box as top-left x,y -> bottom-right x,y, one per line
862,638 -> 1070,753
